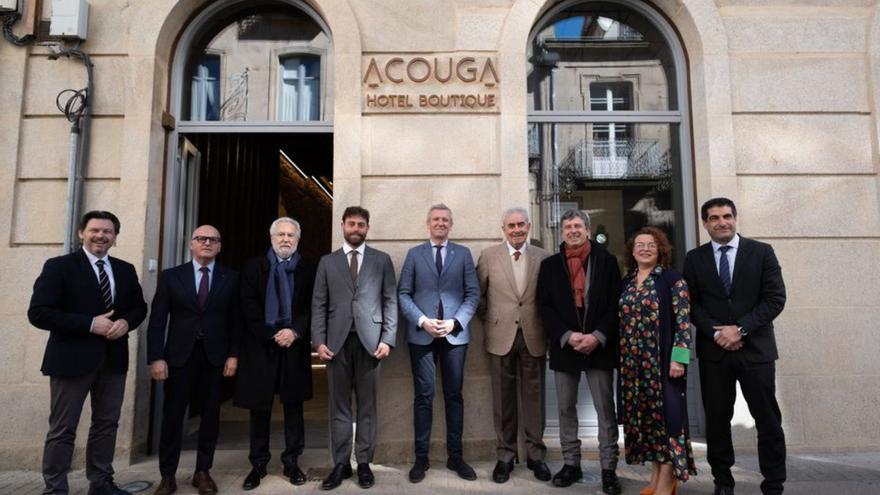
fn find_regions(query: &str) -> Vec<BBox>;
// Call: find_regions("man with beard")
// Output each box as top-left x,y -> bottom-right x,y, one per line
684,198 -> 786,495
312,206 -> 398,490
29,210 -> 147,495
536,209 -> 622,494
147,225 -> 241,495
235,218 -> 316,490
398,203 -> 480,483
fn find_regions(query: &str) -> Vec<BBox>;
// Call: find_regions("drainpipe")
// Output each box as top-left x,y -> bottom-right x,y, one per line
51,47 -> 94,252
62,121 -> 81,253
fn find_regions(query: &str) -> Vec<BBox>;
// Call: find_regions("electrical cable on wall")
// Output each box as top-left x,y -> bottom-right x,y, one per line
0,11 -> 34,46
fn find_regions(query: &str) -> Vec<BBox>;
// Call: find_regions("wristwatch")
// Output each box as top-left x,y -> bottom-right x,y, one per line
737,326 -> 748,337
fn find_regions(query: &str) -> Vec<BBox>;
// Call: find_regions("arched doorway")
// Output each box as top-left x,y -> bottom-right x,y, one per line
526,0 -> 702,437
154,0 -> 334,454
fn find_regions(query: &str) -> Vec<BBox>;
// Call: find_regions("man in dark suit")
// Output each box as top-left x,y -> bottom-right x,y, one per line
398,203 -> 480,483
476,206 -> 551,483
683,197 -> 787,495
234,217 -> 316,491
147,225 -> 241,495
28,210 -> 148,495
536,209 -> 622,494
312,206 -> 398,490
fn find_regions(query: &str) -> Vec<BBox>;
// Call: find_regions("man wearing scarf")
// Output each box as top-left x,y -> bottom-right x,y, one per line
537,209 -> 622,494
234,217 -> 316,491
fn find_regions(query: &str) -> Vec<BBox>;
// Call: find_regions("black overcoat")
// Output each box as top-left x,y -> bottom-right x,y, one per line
537,240 -> 622,372
234,256 -> 315,409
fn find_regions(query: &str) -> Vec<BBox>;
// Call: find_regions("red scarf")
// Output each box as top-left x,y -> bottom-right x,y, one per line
565,241 -> 592,308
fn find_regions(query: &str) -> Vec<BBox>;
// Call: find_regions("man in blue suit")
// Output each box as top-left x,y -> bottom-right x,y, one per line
398,203 -> 480,483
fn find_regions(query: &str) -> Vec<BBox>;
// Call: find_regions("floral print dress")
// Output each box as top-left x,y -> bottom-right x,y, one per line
618,265 -> 696,481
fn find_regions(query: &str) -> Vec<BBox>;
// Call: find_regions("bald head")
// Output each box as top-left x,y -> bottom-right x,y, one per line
190,224 -> 222,265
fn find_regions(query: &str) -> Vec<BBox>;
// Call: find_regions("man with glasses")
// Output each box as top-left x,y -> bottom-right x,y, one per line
148,225 -> 241,495
235,218 -> 316,491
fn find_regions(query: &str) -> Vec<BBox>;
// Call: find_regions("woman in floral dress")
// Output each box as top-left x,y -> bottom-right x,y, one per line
618,226 -> 696,495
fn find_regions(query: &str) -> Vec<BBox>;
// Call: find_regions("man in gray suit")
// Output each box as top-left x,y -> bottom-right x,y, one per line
312,206 -> 398,490
398,203 -> 480,483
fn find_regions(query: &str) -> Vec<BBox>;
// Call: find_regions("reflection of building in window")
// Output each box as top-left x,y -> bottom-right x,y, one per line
183,7 -> 330,122
190,54 -> 221,121
279,56 -> 320,121
590,82 -> 632,177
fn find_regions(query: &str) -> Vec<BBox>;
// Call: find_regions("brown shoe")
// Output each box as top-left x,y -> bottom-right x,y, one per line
154,477 -> 177,495
191,471 -> 218,495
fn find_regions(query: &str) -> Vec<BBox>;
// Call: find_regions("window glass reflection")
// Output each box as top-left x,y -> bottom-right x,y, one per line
183,6 -> 330,122
528,123 -> 683,265
528,2 -> 677,112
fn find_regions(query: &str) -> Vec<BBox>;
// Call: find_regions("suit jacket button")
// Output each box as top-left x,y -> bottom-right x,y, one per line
518,303 -> 522,306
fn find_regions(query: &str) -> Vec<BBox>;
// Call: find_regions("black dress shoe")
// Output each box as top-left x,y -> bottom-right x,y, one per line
551,464 -> 583,487
526,459 -> 551,481
601,469 -> 622,495
321,463 -> 352,490
154,477 -> 177,495
714,485 -> 735,495
242,467 -> 267,491
408,458 -> 430,483
446,457 -> 477,481
492,460 -> 514,483
89,482 -> 131,495
357,463 -> 375,489
284,464 -> 307,486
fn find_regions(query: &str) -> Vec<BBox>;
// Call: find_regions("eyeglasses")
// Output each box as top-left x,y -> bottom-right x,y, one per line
634,243 -> 657,250
192,236 -> 221,244
272,232 -> 299,239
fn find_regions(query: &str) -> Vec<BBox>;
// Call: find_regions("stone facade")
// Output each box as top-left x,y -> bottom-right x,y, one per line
1,0 -> 879,469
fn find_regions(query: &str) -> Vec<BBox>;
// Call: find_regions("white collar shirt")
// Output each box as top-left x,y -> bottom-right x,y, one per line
83,247 -> 116,300
711,233 -> 740,282
343,242 -> 366,275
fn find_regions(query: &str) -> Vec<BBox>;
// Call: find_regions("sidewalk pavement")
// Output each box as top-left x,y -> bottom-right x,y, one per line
2,447 -> 878,494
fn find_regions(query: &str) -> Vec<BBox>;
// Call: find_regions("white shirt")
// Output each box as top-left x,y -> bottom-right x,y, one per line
430,239 -> 449,266
193,259 -> 216,291
343,242 -> 366,275
83,247 -> 115,301
506,241 -> 528,258
711,233 -> 740,282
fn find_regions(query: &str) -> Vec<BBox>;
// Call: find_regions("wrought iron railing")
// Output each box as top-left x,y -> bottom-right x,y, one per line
557,138 -> 670,180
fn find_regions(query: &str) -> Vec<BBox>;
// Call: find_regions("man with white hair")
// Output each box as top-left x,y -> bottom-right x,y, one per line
477,207 -> 551,483
234,218 -> 316,491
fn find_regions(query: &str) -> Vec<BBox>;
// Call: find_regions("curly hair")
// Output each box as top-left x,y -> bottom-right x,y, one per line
624,226 -> 673,272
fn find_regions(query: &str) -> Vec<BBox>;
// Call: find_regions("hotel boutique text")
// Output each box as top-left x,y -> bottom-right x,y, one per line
362,53 -> 500,113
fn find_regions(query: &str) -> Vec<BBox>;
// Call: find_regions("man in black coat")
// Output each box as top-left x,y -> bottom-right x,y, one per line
683,198 -> 786,495
235,217 -> 316,490
147,225 -> 241,495
536,209 -> 622,494
28,210 -> 147,495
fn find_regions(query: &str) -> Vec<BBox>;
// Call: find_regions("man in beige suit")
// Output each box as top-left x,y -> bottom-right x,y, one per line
477,206 -> 551,484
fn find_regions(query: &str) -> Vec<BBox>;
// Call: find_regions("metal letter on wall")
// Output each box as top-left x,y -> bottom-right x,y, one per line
362,52 -> 500,114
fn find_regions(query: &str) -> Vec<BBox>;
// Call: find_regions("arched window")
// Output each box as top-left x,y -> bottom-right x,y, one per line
527,0 -> 695,265
527,0 -> 700,437
178,1 -> 331,123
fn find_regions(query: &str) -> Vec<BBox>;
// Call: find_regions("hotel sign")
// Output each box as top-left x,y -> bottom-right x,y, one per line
362,53 -> 500,113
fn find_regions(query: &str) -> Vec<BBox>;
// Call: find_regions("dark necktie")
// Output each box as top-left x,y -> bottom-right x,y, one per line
198,266 -> 210,309
718,245 -> 732,296
350,250 -> 359,283
434,245 -> 444,319
96,260 -> 113,310
434,245 -> 443,273
513,250 -> 521,261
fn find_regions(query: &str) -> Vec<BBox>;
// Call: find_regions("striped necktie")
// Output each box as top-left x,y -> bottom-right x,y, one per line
96,259 -> 113,310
